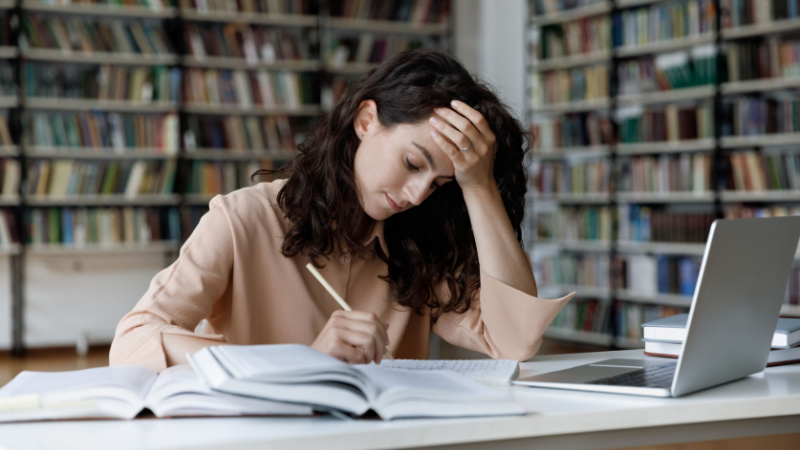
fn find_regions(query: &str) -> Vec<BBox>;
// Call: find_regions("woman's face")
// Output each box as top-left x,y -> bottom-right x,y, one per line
353,120 -> 456,221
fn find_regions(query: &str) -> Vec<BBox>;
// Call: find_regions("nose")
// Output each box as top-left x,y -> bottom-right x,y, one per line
404,179 -> 429,207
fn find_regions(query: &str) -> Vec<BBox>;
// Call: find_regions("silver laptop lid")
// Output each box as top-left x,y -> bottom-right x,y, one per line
671,216 -> 800,397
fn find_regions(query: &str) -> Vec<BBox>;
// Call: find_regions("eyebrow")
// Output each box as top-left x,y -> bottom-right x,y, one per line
412,141 -> 456,180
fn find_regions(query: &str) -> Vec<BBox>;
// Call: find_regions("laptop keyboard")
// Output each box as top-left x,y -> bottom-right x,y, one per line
588,362 -> 677,388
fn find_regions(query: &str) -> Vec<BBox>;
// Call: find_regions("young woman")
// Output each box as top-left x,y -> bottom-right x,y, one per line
110,49 -> 573,372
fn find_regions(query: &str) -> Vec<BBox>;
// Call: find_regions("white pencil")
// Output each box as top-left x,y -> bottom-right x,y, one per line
306,263 -> 394,360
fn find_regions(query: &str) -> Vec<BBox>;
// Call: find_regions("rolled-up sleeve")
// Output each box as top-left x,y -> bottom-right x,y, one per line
432,267 -> 574,361
109,195 -> 235,372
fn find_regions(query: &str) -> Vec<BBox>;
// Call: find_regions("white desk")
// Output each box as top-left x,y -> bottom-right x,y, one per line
1,349 -> 799,450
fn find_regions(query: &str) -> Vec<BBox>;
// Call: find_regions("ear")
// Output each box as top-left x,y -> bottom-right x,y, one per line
354,100 -> 378,139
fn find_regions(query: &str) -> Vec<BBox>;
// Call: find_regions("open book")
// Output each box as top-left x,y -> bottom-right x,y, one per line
187,344 -> 525,420
0,364 -> 311,422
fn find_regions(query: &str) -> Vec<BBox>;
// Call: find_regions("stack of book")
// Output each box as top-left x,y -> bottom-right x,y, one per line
642,313 -> 800,366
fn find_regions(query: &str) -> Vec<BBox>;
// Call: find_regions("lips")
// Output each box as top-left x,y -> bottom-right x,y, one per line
386,194 -> 401,212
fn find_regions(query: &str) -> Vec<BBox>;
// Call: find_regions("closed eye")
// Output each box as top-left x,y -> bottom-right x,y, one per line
405,158 -> 420,172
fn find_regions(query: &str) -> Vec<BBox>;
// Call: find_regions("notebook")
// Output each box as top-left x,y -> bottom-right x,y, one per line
378,359 -> 519,385
514,216 -> 800,398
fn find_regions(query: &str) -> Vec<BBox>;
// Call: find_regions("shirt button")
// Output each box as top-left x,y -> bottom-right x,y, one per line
340,254 -> 351,265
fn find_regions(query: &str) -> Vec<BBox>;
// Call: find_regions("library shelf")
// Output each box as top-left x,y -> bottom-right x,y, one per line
782,305 -> 800,317
614,34 -> 715,58
21,49 -> 179,66
617,0 -> 665,8
721,77 -> 800,95
20,1 -> 179,19
25,148 -> 178,160
0,96 -> 18,109
185,193 -> 217,205
0,194 -> 20,206
0,243 -> 22,256
24,194 -> 181,206
0,145 -> 19,157
324,62 -> 379,75
182,57 -> 320,71
25,241 -> 180,256
557,284 -> 612,300
616,240 -> 707,255
614,289 -> 693,307
0,0 -> 14,8
617,85 -> 715,106
718,190 -> 800,203
533,239 -> 612,253
533,145 -> 612,160
529,0 -> 611,26
182,103 -> 321,116
533,192 -> 612,204
183,149 -> 295,161
24,98 -> 178,113
613,337 -> 644,349
721,17 -> 800,40
615,192 -> 715,203
544,327 -> 614,346
721,133 -> 800,149
326,17 -> 447,35
532,49 -> 610,72
616,138 -> 715,155
0,46 -> 17,59
180,9 -> 317,27
533,98 -> 612,114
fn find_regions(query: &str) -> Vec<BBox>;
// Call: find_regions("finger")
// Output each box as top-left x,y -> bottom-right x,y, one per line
330,342 -> 369,364
430,110 -> 479,152
449,100 -> 495,139
335,328 -> 378,362
430,130 -> 462,159
332,310 -> 390,348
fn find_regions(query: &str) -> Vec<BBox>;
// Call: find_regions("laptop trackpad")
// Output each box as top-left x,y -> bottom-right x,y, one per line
519,358 -> 654,384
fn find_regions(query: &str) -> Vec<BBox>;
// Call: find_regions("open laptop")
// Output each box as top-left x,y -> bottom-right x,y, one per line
514,216 -> 800,397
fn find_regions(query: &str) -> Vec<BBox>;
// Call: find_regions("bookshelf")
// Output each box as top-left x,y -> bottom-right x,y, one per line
527,0 -> 800,349
0,0 -> 452,353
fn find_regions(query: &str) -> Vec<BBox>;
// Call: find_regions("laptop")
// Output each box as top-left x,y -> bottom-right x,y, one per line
514,216 -> 800,397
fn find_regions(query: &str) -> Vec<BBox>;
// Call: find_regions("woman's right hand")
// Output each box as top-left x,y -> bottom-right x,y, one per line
311,310 -> 390,364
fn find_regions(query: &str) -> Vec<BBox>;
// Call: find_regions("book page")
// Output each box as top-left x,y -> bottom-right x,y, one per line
378,359 -> 520,385
144,365 -> 312,417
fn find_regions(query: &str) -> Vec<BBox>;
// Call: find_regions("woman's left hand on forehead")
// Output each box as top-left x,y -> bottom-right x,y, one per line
429,100 -> 497,190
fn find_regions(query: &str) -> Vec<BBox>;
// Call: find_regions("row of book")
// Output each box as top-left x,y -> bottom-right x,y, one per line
183,68 -> 314,109
326,34 -> 428,66
725,37 -> 800,82
618,205 -> 716,243
721,0 -> 800,28
22,14 -> 173,55
329,0 -> 450,24
532,159 -> 610,195
725,150 -> 800,191
185,23 -> 313,62
0,159 -> 19,196
617,46 -> 716,95
724,96 -> 800,137
531,0 -> 603,16
617,102 -> 714,143
0,209 -> 17,245
186,160 -> 266,196
184,114 -> 302,151
617,153 -> 713,194
723,204 -> 800,218
538,14 -> 611,60
533,205 -> 612,242
23,64 -> 180,103
536,253 -> 611,288
36,0 -> 175,9
615,302 -> 686,341
613,0 -> 715,48
619,254 -> 701,296
26,206 -> 182,246
550,298 -> 612,336
531,112 -> 613,151
27,112 -> 179,152
24,159 -> 177,196
537,64 -> 609,105
0,64 -> 13,98
178,0 -> 312,15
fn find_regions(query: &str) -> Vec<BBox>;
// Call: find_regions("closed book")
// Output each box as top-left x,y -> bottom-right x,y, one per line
0,365 -> 310,423
643,313 -> 800,348
188,344 -> 525,420
644,340 -> 800,367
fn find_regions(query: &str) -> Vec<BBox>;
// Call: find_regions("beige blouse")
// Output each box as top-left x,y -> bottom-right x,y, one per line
110,180 -> 574,372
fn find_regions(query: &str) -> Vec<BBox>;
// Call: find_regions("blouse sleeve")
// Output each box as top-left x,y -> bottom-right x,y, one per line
109,195 -> 235,372
431,267 -> 574,361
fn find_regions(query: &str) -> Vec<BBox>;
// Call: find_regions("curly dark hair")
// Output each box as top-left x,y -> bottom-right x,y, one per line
255,49 -> 530,320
